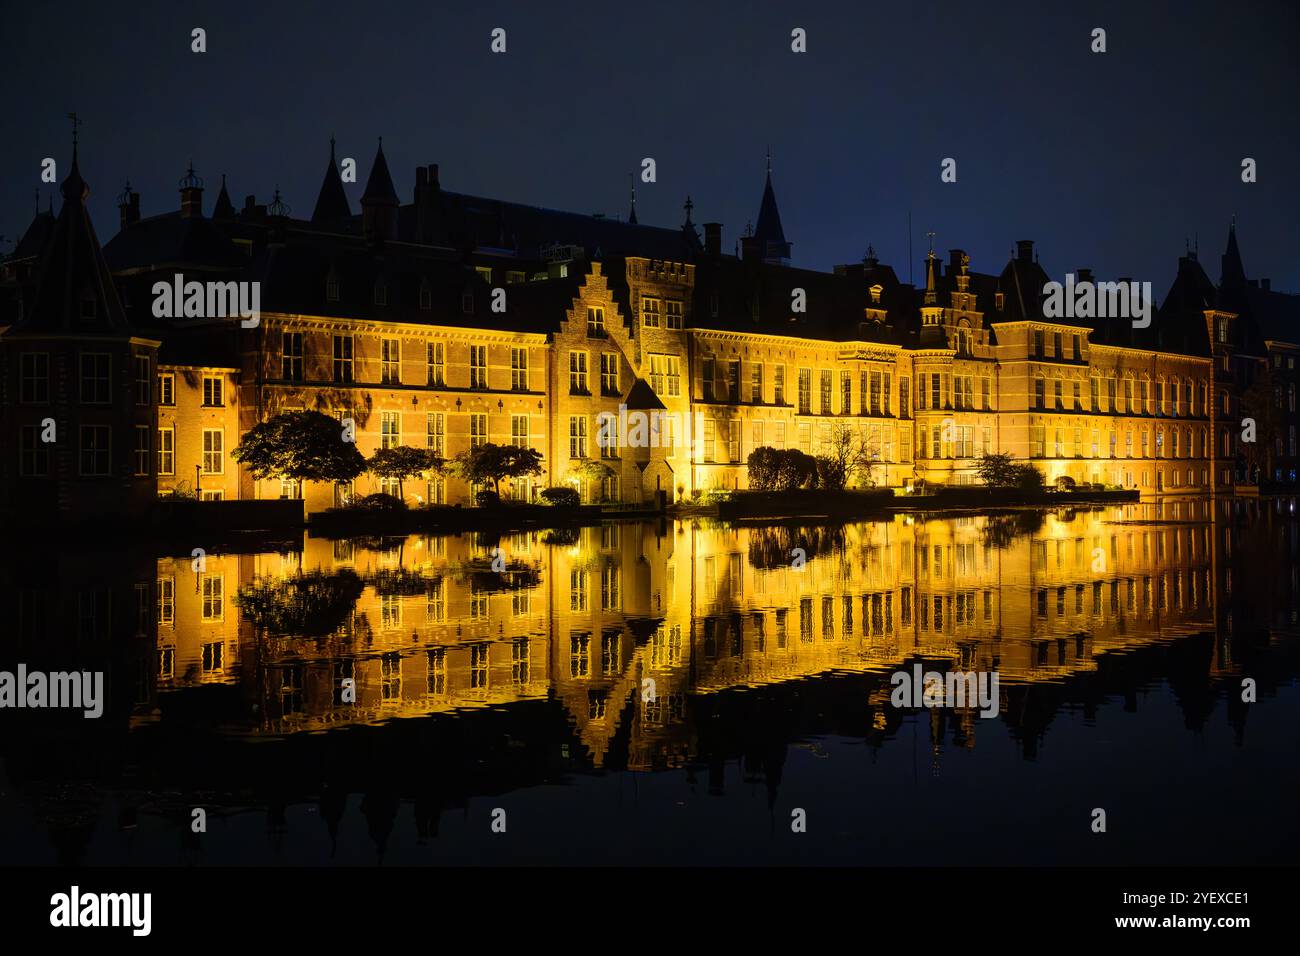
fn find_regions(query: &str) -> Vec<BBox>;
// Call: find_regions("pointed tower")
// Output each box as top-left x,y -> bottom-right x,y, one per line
213,174 -> 235,220
751,150 -> 791,264
361,138 -> 399,241
627,173 -> 638,225
312,137 -> 352,227
1220,217 -> 1248,291
2,142 -> 160,521
22,146 -> 130,333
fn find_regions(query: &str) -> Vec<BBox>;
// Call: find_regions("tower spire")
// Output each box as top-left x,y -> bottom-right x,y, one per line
312,136 -> 352,225
752,149 -> 790,263
628,172 -> 637,225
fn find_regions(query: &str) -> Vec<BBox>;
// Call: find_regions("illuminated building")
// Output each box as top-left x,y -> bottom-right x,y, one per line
3,142 -> 1297,516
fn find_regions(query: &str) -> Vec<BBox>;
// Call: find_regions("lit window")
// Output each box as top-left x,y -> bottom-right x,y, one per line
202,428 -> 224,474
158,428 -> 175,475
642,297 -> 661,328
203,374 -> 224,406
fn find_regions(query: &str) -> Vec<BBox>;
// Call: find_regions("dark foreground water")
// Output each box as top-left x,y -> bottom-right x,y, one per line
2,497 -> 1297,865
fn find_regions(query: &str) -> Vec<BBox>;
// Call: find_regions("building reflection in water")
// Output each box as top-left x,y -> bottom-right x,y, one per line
4,497 -> 1298,863
141,498 -> 1270,764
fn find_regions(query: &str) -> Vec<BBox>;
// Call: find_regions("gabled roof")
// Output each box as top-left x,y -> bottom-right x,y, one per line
623,377 -> 666,411
12,149 -> 131,336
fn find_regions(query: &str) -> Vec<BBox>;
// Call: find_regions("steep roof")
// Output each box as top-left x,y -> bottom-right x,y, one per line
403,189 -> 701,261
311,139 -> 352,226
11,149 -> 131,336
12,205 -> 55,261
360,140 -> 399,207
693,253 -> 904,344
751,167 -> 791,262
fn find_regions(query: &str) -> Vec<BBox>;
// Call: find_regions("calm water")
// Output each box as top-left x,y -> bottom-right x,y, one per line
2,498 -> 1298,865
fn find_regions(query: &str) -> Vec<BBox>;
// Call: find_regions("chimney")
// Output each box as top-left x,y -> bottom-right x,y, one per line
1076,268 -> 1093,284
704,222 -> 722,257
180,187 -> 203,218
740,234 -> 761,262
416,164 -> 442,243
241,195 -> 267,223
1262,278 -> 1271,291
948,249 -> 965,272
1016,239 -> 1034,262
118,185 -> 140,229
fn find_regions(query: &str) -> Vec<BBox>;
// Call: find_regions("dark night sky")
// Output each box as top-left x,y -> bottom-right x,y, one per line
2,0 -> 1297,294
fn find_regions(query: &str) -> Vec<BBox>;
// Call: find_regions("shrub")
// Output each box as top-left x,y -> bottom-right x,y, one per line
975,452 -> 1018,488
475,489 -> 502,508
1012,464 -> 1046,490
540,486 -> 580,507
1055,475 -> 1077,491
353,492 -> 407,511
774,449 -> 818,491
747,447 -> 779,491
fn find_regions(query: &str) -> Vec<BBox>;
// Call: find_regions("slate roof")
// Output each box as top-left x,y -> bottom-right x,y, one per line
693,253 -> 906,344
10,150 -> 133,337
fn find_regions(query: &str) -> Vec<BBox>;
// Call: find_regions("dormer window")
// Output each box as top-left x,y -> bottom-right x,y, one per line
373,281 -> 387,307
80,294 -> 97,320
326,271 -> 339,302
995,292 -> 1005,311
462,291 -> 474,314
419,281 -> 432,310
869,284 -> 883,305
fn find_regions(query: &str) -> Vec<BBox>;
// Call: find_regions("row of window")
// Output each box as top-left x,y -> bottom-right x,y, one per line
17,424 -> 226,480
19,352 -> 158,406
1032,329 -> 1085,361
1031,374 -> 1208,417
568,350 -> 620,396
328,267 -> 529,310
640,297 -> 685,329
1027,425 -> 1211,460
698,360 -> 899,417
277,334 -> 533,391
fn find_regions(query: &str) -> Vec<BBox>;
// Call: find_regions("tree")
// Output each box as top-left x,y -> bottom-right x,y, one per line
567,458 -> 614,501
368,446 -> 442,501
825,423 -> 881,489
452,442 -> 544,498
232,410 -> 365,495
975,452 -> 1019,487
